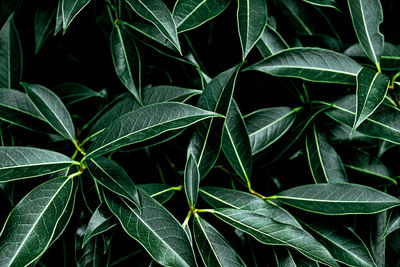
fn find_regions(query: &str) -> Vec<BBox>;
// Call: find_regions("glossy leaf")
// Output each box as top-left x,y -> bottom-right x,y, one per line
0,146 -> 77,182
86,156 -> 140,209
275,0 -> 313,35
305,122 -> 348,183
143,85 -> 201,105
34,7 -> 55,54
125,0 -> 181,53
237,0 -> 267,59
193,214 -> 246,267
111,24 -> 142,103
0,14 -> 22,89
137,183 -> 176,204
184,155 -> 199,208
54,0 -> 63,35
348,0 -> 384,69
172,0 -> 231,33
245,106 -> 298,155
104,190 -> 196,267
256,25 -> 289,58
353,68 -> 389,131
383,208 -> 400,238
62,0 -> 91,32
370,211 -> 386,266
276,183 -> 400,215
53,82 -> 103,106
245,48 -> 363,84
22,82 -> 76,141
187,64 -> 240,178
302,0 -> 339,10
222,100 -> 252,184
86,102 -> 221,158
213,208 -> 338,267
0,177 -> 73,267
273,247 -> 320,267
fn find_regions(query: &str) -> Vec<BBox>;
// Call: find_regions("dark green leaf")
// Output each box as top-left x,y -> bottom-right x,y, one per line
86,102 -> 221,158
125,0 -> 181,53
193,214 -> 246,267
104,189 -> 196,267
256,25 -> 289,58
348,0 -> 384,70
276,183 -> 400,215
273,247 -> 320,267
245,48 -> 362,84
302,0 -> 339,10
172,0 -> 231,33
383,208 -> 400,238
370,211 -> 386,266
184,155 -> 199,208
143,85 -> 201,105
62,0 -> 91,32
86,156 -> 140,209
275,0 -> 313,35
53,82 -> 103,106
111,24 -> 141,103
34,7 -> 56,54
0,14 -> 22,89
0,177 -> 73,267
137,183 -> 176,204
0,146 -> 77,182
353,68 -> 389,131
54,0 -> 63,35
305,122 -> 348,183
22,82 -> 76,141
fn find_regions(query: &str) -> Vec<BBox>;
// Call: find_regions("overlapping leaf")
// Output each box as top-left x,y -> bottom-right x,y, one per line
256,25 -> 289,58
53,82 -> 103,106
184,155 -> 200,208
62,0 -> 91,32
138,183 -> 177,204
142,85 -> 201,105
302,0 -> 339,10
384,208 -> 400,238
34,7 -> 55,54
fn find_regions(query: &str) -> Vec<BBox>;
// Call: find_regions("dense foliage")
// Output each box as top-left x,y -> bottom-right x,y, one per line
1,0 -> 400,266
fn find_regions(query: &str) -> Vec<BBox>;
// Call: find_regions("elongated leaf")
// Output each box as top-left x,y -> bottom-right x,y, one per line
111,24 -> 141,103
104,190 -> 196,267
353,67 -> 389,131
55,0 -> 63,35
305,122 -> 347,183
213,208 -> 338,267
62,0 -> 91,32
193,215 -> 246,266
34,7 -> 56,54
275,0 -> 313,35
200,187 -> 301,228
245,106 -> 298,155
245,48 -> 363,84
137,183 -> 176,204
172,0 -> 231,33
0,14 -> 22,89
187,65 -> 240,178
53,82 -> 103,106
0,177 -> 73,267
237,0 -> 267,59
273,247 -> 319,267
143,85 -> 201,105
256,25 -> 289,58
0,146 -> 77,182
348,0 -> 384,69
322,95 -> 400,144
222,100 -> 252,184
302,0 -> 339,10
125,0 -> 181,53
184,155 -> 199,208
276,183 -> 400,215
83,204 -> 117,247
86,102 -> 221,158
22,82 -> 76,141
86,157 -> 140,209
302,220 -> 376,267
384,208 -> 400,238
370,211 -> 386,266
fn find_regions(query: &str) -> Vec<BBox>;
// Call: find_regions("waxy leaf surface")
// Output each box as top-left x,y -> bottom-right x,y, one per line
256,25 -> 289,58
62,0 -> 91,31
184,155 -> 200,208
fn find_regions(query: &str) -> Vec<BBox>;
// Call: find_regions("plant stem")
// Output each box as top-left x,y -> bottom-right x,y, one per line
195,209 -> 215,214
182,210 -> 192,228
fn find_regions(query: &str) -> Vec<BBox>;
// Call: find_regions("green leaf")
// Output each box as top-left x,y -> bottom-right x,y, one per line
256,25 -> 289,58
200,187 -> 301,228
273,247 -> 319,267
370,211 -> 386,266
125,0 -> 181,53
22,82 -> 76,141
0,14 -> 22,89
353,68 -> 389,131
172,0 -> 231,33
276,183 -> 400,215
104,189 -> 196,267
62,0 -> 91,32
384,208 -> 400,238
187,64 -> 241,178
0,146 -> 77,182
245,106 -> 298,155
275,0 -> 313,35
86,102 -> 221,158
53,82 -> 103,106
86,156 -> 141,210
0,177 -> 73,267
237,0 -> 267,59
305,122 -> 348,183
302,0 -> 339,10
212,208 -> 338,267
245,48 -> 363,84
55,0 -> 63,35
348,0 -> 384,70
34,7 -> 56,54
82,204 -> 117,247
302,220 -> 376,267
222,100 -> 252,184
137,183 -> 176,204
111,24 -> 142,103
184,155 -> 200,208
322,95 -> 400,144
143,85 -> 202,105
193,214 -> 246,267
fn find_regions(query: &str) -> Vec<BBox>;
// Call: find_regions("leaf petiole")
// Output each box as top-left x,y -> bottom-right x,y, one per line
182,210 -> 192,228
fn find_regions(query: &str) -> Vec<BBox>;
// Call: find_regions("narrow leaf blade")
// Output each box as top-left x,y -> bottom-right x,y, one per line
184,155 -> 200,208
